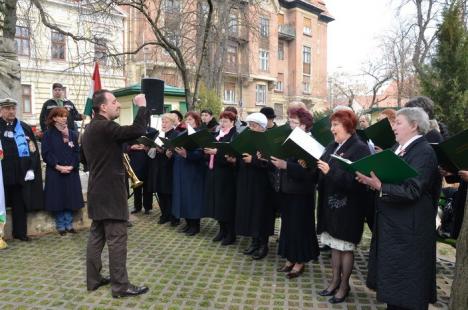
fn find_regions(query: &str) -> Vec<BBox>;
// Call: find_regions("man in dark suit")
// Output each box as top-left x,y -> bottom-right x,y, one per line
81,90 -> 149,298
0,97 -> 43,241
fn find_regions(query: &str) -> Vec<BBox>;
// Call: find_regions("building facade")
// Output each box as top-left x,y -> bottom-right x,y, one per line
124,0 -> 333,121
14,0 -> 127,126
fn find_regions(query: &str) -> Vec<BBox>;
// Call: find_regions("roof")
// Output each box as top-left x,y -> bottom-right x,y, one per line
113,84 -> 186,97
279,0 -> 334,22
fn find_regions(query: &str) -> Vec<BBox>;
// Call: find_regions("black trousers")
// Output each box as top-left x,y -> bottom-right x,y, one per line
5,185 -> 27,238
86,220 -> 129,294
133,186 -> 153,211
158,193 -> 174,220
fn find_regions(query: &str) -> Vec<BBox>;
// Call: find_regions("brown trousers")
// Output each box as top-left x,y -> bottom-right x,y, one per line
86,219 -> 129,293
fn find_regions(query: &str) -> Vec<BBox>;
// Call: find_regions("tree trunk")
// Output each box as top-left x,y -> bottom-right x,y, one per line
450,193 -> 468,309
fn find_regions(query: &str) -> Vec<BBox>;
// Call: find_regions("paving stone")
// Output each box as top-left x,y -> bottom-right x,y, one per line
0,200 -> 454,309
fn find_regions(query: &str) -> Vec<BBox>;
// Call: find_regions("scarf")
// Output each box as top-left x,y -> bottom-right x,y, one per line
209,127 -> 231,170
13,121 -> 30,158
55,123 -> 69,143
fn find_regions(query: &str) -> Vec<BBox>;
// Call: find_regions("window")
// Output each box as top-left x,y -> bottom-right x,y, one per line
303,17 -> 312,35
224,82 -> 236,104
94,40 -> 108,66
303,46 -> 311,74
303,75 -> 311,93
229,14 -> 238,34
164,0 -> 180,12
274,103 -> 284,119
21,85 -> 32,114
260,16 -> 269,37
275,73 -> 284,92
161,72 -> 177,86
15,26 -> 30,56
256,84 -> 267,105
51,31 -> 66,60
259,49 -> 269,71
278,42 -> 284,60
226,45 -> 238,70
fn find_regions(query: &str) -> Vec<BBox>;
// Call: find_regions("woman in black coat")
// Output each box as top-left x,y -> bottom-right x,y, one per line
316,109 -> 371,304
204,111 -> 238,245
357,107 -> 439,310
42,107 -> 83,235
270,107 -> 319,279
234,112 -> 274,260
147,113 -> 179,225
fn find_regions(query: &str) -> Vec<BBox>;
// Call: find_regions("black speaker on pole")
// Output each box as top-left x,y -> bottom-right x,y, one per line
141,78 -> 164,115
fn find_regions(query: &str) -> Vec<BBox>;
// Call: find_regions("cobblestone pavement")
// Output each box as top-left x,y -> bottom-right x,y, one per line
0,201 -> 455,310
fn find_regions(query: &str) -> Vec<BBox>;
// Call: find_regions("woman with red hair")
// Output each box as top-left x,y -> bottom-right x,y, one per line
204,111 -> 238,245
270,107 -> 319,278
315,109 -> 372,303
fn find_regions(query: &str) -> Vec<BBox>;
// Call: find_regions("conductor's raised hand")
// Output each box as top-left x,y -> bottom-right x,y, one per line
133,94 -> 147,107
271,156 -> 287,170
317,160 -> 330,175
175,147 -> 187,158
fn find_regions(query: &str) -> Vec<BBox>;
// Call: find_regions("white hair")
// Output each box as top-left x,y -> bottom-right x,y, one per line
396,107 -> 430,135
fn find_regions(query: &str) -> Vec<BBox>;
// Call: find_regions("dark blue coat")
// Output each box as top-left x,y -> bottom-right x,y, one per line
172,135 -> 206,219
42,127 -> 83,212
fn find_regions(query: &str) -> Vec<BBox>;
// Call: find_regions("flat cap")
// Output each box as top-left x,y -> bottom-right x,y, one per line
0,98 -> 18,107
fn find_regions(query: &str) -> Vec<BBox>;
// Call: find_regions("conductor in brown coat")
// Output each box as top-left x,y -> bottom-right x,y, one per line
81,90 -> 149,298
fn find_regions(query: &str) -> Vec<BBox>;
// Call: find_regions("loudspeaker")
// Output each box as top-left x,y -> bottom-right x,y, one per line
141,78 -> 164,115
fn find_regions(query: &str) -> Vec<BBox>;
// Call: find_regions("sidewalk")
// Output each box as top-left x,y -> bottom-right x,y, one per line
0,202 -> 454,309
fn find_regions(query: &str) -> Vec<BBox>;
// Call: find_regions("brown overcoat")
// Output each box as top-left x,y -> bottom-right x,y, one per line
81,107 -> 147,221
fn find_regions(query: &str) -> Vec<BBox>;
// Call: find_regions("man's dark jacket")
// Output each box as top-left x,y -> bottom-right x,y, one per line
81,107 -> 148,221
40,99 -> 82,132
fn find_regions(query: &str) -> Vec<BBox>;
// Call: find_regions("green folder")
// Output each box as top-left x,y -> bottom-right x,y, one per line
170,132 -> 199,150
136,136 -> 157,148
230,128 -> 265,155
357,118 -> 396,149
331,149 -> 419,183
257,124 -> 292,159
311,115 -> 334,147
190,129 -> 216,148
281,127 -> 325,166
211,142 -> 240,157
431,129 -> 468,171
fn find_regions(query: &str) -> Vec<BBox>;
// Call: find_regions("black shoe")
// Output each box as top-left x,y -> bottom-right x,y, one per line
88,276 -> 111,291
186,225 -> 200,236
158,217 -> 170,224
277,264 -> 294,272
170,219 -> 180,227
130,209 -> 141,214
318,285 -> 339,297
319,245 -> 331,252
221,235 -> 236,246
243,245 -> 259,255
144,210 -> 151,215
58,230 -> 66,236
66,228 -> 77,234
181,224 -> 190,233
328,289 -> 350,304
252,245 -> 268,260
16,236 -> 31,242
112,284 -> 149,298
212,230 -> 225,242
286,266 -> 305,279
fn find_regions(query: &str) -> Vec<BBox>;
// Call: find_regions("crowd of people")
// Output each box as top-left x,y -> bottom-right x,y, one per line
0,88 -> 466,308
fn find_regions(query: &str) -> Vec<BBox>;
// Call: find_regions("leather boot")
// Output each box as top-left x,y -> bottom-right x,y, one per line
243,238 -> 259,255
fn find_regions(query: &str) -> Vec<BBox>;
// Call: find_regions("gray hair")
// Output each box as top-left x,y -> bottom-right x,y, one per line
359,114 -> 371,122
404,96 -> 435,119
396,107 -> 430,135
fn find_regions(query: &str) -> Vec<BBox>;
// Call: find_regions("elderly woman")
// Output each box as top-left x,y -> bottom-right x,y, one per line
204,111 -> 238,245
270,107 -> 319,279
316,109 -> 371,303
42,107 -> 83,235
147,113 -> 179,225
234,112 -> 274,259
356,107 -> 439,310
172,112 -> 206,236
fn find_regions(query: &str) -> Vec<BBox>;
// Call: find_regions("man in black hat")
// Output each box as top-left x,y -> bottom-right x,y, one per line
39,83 -> 83,132
0,98 -> 44,241
260,106 -> 277,130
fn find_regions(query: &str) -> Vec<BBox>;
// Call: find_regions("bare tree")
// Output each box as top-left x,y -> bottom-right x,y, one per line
361,61 -> 393,108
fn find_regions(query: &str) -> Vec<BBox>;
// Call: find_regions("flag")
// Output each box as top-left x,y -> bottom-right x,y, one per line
83,62 -> 102,117
0,140 -> 6,241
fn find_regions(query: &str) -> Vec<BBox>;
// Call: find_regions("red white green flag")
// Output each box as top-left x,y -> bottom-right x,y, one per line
83,62 -> 102,117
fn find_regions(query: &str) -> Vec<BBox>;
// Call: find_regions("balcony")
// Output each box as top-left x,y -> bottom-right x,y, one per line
278,24 -> 296,41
